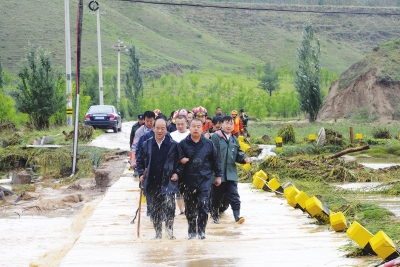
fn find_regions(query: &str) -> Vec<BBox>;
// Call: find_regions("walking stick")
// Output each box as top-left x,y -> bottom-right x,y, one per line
136,169 -> 146,237
137,182 -> 142,237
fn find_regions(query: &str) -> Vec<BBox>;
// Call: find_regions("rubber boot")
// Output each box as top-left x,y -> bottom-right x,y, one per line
211,206 -> 219,224
152,221 -> 162,239
165,219 -> 176,240
233,210 -> 245,224
188,219 -> 197,240
197,215 -> 208,239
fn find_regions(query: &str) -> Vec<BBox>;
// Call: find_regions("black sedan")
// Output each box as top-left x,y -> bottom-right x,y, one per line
84,105 -> 122,133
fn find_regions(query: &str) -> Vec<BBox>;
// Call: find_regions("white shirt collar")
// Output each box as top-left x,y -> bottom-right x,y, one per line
156,136 -> 165,148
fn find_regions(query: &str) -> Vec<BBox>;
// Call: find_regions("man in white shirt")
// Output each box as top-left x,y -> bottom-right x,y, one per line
170,115 -> 190,215
170,115 -> 190,142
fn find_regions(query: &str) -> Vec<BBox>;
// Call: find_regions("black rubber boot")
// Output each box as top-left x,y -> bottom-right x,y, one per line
152,221 -> 162,239
188,219 -> 197,240
211,207 -> 219,224
197,215 -> 208,239
233,210 -> 245,224
165,219 -> 176,240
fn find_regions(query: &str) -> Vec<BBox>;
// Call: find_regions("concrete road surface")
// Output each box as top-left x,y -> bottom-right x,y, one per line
59,170 -> 377,266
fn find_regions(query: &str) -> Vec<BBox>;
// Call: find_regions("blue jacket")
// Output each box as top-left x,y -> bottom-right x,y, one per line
136,130 -> 154,159
136,133 -> 181,194
177,134 -> 222,191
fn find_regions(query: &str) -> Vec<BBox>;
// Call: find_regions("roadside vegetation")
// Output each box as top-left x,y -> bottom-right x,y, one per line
238,120 -> 400,259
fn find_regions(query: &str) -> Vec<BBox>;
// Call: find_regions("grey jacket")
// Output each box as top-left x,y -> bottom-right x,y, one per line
210,130 -> 248,183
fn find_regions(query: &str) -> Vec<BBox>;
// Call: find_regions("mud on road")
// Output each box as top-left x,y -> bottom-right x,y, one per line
0,151 -> 128,218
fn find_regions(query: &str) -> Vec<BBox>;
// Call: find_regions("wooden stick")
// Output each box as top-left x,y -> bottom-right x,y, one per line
327,145 -> 370,159
137,168 -> 146,238
137,184 -> 142,237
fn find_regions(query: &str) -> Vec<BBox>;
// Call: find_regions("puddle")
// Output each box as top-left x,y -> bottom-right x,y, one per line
358,158 -> 400,170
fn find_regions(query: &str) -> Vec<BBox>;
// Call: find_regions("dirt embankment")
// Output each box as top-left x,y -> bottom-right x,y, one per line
0,151 -> 128,217
318,68 -> 400,122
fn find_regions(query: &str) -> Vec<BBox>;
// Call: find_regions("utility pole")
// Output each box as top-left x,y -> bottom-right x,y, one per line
64,0 -> 73,126
96,8 -> 104,105
89,1 -> 105,105
113,39 -> 126,107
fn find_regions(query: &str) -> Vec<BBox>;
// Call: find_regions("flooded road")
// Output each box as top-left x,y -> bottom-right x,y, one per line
0,122 -> 134,267
0,122 -> 385,266
88,121 -> 135,150
0,216 -> 72,266
59,176 -> 377,267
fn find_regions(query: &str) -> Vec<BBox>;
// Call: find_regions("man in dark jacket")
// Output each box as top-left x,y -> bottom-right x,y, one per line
129,114 -> 144,148
239,108 -> 250,137
136,117 -> 182,240
210,116 -> 250,224
178,118 -> 222,240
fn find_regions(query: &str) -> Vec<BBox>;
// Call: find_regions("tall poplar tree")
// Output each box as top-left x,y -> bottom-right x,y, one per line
125,45 -> 143,117
0,55 -> 3,91
295,21 -> 323,122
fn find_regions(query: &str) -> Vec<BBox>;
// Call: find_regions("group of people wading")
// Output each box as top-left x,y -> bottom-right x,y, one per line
130,106 -> 250,240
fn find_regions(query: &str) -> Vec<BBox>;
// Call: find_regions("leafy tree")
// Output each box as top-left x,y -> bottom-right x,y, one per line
295,21 -> 323,122
125,45 -> 143,117
0,90 -> 16,123
190,74 -> 200,88
82,67 -> 99,106
256,63 -> 263,79
0,55 -> 3,90
244,63 -> 252,77
12,47 -> 64,129
258,63 -> 280,97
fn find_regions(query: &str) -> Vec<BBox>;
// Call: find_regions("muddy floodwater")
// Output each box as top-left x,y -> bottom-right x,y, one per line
0,215 -> 73,266
58,177 -> 378,267
0,122 -> 385,266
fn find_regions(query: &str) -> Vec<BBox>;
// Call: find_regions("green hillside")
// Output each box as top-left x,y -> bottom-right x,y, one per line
2,0 -> 400,76
338,38 -> 400,89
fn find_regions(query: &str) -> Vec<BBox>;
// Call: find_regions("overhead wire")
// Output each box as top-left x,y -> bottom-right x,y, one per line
120,0 -> 400,16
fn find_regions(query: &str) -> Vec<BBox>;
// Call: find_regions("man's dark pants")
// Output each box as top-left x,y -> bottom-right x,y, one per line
211,181 -> 241,218
146,190 -> 176,237
183,187 -> 210,238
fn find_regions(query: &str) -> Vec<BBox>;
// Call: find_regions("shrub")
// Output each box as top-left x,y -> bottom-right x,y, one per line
277,124 -> 295,143
372,127 -> 391,139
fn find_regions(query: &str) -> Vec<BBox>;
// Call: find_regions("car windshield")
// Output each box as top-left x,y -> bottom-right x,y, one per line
89,106 -> 114,114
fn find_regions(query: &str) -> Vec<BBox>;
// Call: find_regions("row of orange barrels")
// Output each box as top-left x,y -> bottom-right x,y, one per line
252,169 -> 400,264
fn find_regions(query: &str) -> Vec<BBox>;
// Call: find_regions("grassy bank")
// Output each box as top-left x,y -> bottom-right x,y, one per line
240,120 -> 400,258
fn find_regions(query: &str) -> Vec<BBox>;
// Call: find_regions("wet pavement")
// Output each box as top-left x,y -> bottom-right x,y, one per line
58,170 -> 378,267
0,122 -> 385,266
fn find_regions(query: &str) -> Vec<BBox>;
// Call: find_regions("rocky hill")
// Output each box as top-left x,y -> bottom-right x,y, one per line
318,38 -> 400,122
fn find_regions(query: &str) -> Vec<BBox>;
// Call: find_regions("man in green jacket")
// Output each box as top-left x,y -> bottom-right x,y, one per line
210,116 -> 250,224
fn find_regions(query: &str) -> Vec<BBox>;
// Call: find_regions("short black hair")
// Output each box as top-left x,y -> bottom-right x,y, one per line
157,113 -> 168,121
190,118 -> 203,126
176,115 -> 187,121
240,108 -> 244,112
222,115 -> 233,123
212,117 -> 223,125
144,111 -> 156,119
216,107 -> 221,110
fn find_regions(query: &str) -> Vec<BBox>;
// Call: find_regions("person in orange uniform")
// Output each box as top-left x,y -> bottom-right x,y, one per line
231,110 -> 244,137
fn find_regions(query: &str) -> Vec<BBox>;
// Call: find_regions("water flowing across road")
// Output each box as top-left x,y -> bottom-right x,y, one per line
0,122 -> 381,266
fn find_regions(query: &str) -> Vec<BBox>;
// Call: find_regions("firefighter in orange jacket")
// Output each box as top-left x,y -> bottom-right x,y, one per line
231,110 -> 244,136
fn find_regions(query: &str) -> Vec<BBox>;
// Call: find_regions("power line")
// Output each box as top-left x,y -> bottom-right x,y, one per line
120,0 -> 400,16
